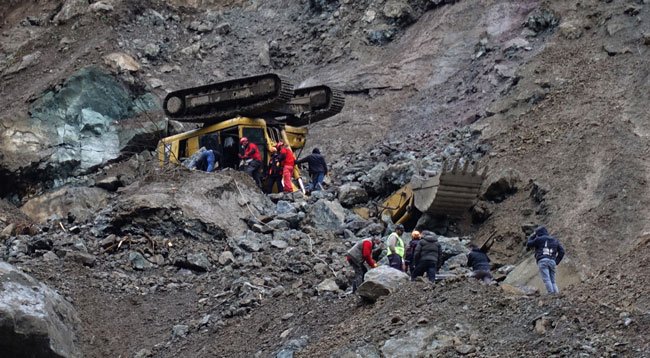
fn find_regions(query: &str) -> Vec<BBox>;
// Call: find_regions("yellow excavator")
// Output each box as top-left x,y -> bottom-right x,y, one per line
379,159 -> 487,226
156,73 -> 344,192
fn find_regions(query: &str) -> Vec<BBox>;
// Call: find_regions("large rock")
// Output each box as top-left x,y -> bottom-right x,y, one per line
305,199 -> 346,230
483,168 -> 521,202
0,67 -> 160,197
338,183 -> 369,207
436,235 -> 467,259
107,171 -> 273,239
53,0 -> 87,24
357,265 -> 410,302
20,186 -> 109,223
381,326 -> 444,357
504,255 -> 580,293
0,262 -> 81,357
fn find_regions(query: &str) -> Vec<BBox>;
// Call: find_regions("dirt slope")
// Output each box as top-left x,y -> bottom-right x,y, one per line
1,0 -> 650,357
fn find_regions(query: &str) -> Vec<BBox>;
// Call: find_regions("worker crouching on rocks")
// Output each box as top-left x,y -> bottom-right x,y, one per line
346,237 -> 383,292
466,243 -> 493,284
385,224 -> 406,271
412,230 -> 442,283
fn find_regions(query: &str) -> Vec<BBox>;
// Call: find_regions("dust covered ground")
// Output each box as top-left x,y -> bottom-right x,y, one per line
1,0 -> 650,357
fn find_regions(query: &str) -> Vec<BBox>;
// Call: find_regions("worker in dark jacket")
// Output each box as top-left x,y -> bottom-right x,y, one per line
346,237 -> 382,292
412,230 -> 442,282
264,146 -> 284,193
404,230 -> 421,275
295,147 -> 328,192
526,225 -> 565,294
466,244 -> 492,283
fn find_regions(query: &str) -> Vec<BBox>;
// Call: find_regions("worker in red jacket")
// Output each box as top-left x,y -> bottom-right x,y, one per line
346,237 -> 383,292
276,141 -> 295,193
239,137 -> 262,188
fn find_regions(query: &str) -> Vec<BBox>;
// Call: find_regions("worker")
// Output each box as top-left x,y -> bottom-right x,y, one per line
187,147 -> 219,172
385,224 -> 406,271
412,230 -> 442,283
526,225 -> 565,294
264,146 -> 284,194
346,237 -> 383,292
466,243 -> 492,283
239,137 -> 262,188
404,230 -> 421,276
276,141 -> 295,193
295,147 -> 328,193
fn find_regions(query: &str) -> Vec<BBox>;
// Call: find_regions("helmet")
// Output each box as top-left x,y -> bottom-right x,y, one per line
239,137 -> 248,144
269,146 -> 277,153
411,230 -> 421,239
276,141 -> 284,148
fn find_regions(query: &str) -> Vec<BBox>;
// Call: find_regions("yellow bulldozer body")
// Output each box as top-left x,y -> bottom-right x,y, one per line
156,116 -> 307,191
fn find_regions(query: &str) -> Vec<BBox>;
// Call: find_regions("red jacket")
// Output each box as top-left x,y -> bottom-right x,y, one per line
240,142 -> 261,161
279,147 -> 295,167
360,240 -> 376,267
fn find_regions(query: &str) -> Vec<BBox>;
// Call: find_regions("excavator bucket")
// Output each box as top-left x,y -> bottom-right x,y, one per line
411,159 -> 487,218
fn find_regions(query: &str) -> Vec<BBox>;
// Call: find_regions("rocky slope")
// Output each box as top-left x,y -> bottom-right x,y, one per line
1,0 -> 650,357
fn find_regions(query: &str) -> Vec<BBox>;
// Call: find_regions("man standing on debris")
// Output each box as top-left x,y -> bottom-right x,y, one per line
239,137 -> 262,188
527,225 -> 565,294
385,224 -> 406,271
346,237 -> 383,292
264,146 -> 284,193
412,230 -> 442,283
295,147 -> 328,193
404,230 -> 421,275
466,243 -> 492,284
276,141 -> 295,193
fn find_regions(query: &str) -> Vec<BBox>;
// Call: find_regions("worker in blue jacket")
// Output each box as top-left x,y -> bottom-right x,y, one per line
526,225 -> 565,294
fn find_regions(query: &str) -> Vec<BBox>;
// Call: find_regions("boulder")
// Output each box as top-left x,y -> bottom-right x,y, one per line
218,251 -> 235,265
53,0 -> 87,24
316,279 -> 340,293
381,326 -> 443,358
108,171 -> 272,239
305,199 -> 346,230
20,187 -> 109,223
483,168 -> 521,202
357,266 -> 410,302
436,236 -> 467,259
129,251 -> 153,270
338,183 -> 369,207
0,262 -> 80,357
104,53 -> 141,72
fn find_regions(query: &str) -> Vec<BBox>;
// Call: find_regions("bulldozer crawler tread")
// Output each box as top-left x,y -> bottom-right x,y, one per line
163,73 -> 294,124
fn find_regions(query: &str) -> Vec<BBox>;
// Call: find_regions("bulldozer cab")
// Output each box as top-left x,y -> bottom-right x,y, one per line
157,117 -> 307,191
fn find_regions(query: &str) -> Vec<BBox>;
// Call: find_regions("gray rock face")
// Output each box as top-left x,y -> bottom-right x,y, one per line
357,266 -> 409,302
436,236 -> 467,259
0,262 -> 81,357
1,67 -> 161,198
305,200 -> 346,230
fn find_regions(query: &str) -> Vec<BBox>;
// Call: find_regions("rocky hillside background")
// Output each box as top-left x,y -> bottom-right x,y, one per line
1,0 -> 649,357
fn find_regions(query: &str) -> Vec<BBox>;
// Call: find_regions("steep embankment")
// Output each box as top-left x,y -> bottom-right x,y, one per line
1,0 -> 650,357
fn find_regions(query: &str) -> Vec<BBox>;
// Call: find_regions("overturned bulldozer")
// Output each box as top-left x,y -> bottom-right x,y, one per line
157,73 -> 345,193
380,159 -> 487,226
162,73 -> 344,126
